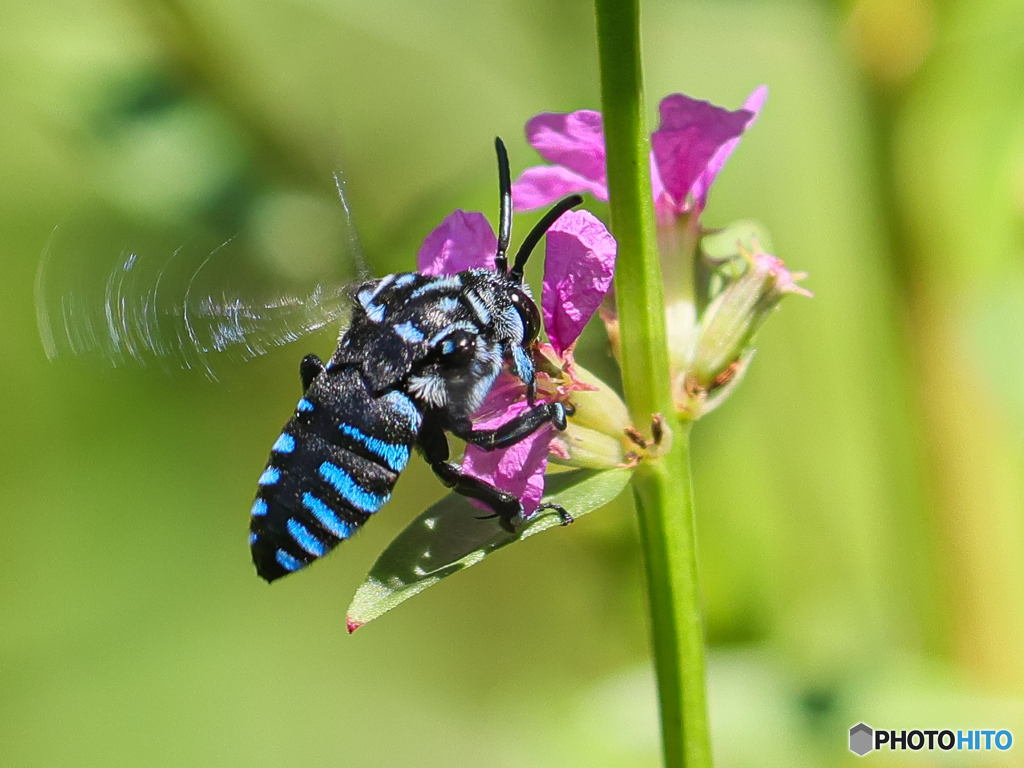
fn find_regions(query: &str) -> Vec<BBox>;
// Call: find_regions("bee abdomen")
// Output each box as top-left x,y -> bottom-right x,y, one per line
250,382 -> 420,582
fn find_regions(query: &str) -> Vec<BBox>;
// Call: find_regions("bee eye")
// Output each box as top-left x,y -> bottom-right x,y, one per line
509,288 -> 540,343
436,329 -> 476,368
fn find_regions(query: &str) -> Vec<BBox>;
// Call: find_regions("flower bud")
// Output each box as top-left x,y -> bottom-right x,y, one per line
550,365 -> 632,469
530,344 -> 633,467
680,243 -> 809,416
549,423 -> 627,469
563,362 -> 631,437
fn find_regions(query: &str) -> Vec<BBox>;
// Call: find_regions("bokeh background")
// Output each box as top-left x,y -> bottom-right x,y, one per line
3,0 -> 1024,765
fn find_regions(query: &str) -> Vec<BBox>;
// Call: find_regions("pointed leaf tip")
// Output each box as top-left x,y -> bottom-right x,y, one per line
346,616 -> 364,634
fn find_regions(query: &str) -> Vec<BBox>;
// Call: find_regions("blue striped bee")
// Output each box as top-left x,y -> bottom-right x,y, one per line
249,139 -> 582,582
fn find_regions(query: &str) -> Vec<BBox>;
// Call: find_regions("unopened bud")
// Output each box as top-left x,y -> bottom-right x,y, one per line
680,243 -> 809,416
531,343 -> 633,466
675,350 -> 755,419
549,423 -> 626,469
564,362 -> 631,437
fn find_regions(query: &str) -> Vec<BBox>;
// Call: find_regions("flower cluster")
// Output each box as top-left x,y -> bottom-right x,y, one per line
415,87 -> 809,516
346,85 -> 812,632
512,86 -> 809,419
512,87 -> 766,223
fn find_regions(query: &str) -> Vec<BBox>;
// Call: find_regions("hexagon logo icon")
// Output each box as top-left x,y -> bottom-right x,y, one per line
849,723 -> 874,756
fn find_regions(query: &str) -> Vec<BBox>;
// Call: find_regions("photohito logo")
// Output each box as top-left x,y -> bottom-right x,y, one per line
849,723 -> 1012,756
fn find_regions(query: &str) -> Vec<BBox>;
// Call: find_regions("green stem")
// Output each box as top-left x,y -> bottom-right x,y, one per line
594,3 -> 668,415
634,434 -> 709,768
593,1 -> 712,766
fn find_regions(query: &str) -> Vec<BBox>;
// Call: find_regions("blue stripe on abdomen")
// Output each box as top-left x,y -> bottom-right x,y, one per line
338,423 -> 410,472
258,467 -> 281,485
318,461 -> 389,513
272,433 -> 296,453
275,549 -> 304,572
302,492 -> 352,539
287,518 -> 327,557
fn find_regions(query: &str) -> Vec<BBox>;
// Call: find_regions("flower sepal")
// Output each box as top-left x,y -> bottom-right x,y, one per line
531,343 -> 632,469
676,350 -> 755,420
679,241 -> 810,418
549,424 -> 626,469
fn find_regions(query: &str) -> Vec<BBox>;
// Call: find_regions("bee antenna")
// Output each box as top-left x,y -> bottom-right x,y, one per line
509,194 -> 583,283
494,137 -> 512,274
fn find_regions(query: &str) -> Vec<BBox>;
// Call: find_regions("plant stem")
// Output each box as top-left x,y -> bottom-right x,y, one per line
593,1 -> 712,766
634,433 -> 709,768
594,3 -> 669,416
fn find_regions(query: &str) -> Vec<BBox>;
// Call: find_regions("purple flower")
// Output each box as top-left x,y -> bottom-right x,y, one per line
417,207 -> 617,516
512,87 -> 767,223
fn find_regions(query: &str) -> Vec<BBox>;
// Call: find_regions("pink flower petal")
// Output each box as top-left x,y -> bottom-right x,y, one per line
524,110 -> 607,187
651,90 -> 762,213
469,372 -> 529,422
462,418 -> 552,518
417,209 -> 497,275
512,165 -> 609,211
542,209 -> 617,355
689,86 -> 767,210
649,153 -> 679,227
461,374 -> 554,517
649,151 -> 665,202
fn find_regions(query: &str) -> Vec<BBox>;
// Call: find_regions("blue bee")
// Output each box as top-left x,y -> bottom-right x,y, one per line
249,139 -> 582,582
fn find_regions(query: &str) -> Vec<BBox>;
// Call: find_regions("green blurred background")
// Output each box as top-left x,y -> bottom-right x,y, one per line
4,0 -> 1024,765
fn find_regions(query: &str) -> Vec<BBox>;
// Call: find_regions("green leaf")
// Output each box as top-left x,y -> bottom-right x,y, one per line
346,467 -> 633,631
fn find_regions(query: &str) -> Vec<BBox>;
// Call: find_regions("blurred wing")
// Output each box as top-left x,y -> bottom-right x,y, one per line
35,222 -> 354,380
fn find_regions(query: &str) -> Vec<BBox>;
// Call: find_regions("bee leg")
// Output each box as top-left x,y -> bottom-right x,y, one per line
537,502 -> 574,526
299,354 -> 324,391
452,402 -> 568,450
418,419 -> 524,533
433,463 -> 525,533
508,345 -> 536,404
